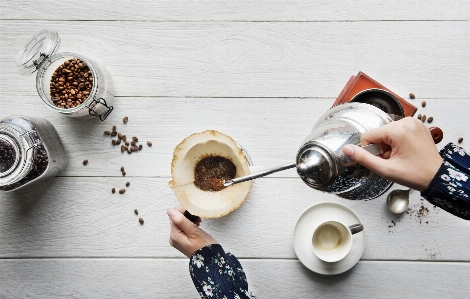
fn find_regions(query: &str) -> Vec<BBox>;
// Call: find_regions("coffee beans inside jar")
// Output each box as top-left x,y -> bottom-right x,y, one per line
49,58 -> 93,109
194,156 -> 236,191
2,145 -> 48,191
0,139 -> 16,173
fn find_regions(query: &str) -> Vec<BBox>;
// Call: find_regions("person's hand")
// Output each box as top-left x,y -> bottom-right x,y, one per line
167,205 -> 218,258
342,117 -> 443,191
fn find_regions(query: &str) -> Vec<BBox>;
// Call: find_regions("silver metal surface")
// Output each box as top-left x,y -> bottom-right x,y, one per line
223,162 -> 296,187
296,102 -> 395,200
387,189 -> 412,214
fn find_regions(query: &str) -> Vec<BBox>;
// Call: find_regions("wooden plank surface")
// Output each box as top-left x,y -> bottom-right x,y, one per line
1,0 -> 469,21
1,0 -> 470,297
0,97 -> 468,177
1,21 -> 470,98
1,177 -> 469,260
0,259 -> 469,298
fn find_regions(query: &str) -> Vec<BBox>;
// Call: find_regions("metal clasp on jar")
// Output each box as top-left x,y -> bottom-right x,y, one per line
86,97 -> 114,121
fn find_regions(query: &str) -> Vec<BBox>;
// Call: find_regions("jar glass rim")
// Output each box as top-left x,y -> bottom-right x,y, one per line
35,52 -> 98,114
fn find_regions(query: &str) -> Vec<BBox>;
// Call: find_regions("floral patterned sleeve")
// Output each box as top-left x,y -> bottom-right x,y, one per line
421,143 -> 470,220
189,244 -> 257,299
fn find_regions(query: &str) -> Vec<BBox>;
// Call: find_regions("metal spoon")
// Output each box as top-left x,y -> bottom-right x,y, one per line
386,189 -> 412,214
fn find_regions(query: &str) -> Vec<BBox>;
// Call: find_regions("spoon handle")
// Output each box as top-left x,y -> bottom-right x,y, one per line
224,162 -> 296,187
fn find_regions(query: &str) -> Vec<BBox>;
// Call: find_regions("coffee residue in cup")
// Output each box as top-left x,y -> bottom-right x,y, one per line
194,156 -> 236,191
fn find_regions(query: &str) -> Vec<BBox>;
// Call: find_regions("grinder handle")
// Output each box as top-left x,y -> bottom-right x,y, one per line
429,127 -> 443,144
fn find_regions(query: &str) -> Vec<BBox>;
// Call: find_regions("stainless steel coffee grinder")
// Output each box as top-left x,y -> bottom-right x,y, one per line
224,72 -> 443,200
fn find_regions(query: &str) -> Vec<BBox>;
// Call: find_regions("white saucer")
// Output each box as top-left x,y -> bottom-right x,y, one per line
293,202 -> 366,275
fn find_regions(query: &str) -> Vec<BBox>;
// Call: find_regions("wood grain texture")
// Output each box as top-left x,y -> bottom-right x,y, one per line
0,97 -> 467,177
0,177 -> 469,260
0,259 -> 469,298
1,0 -> 469,21
1,21 -> 470,98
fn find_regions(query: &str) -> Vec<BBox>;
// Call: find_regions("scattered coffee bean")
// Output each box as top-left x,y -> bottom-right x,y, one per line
119,188 -> 125,194
83,159 -> 88,166
121,145 -> 125,153
138,144 -> 142,151
147,141 -> 152,147
122,135 -> 127,142
417,114 -> 422,120
112,188 -> 115,194
121,166 -> 125,172
458,137 -> 463,143
112,126 -> 117,132
116,139 -> 121,145
427,117 -> 433,123
104,131 -> 111,135
421,101 -> 426,107
123,117 -> 128,123
127,149 -> 132,154
122,171 -> 126,176
49,58 -> 93,109
125,141 -> 129,146
132,137 -> 138,142
110,131 -> 117,137
139,218 -> 144,225
409,93 -> 415,99
124,145 -> 129,151
126,182 -> 130,187
112,140 -> 117,145
118,133 -> 123,140
421,115 -> 426,122
134,209 -> 138,215
131,141 -> 136,146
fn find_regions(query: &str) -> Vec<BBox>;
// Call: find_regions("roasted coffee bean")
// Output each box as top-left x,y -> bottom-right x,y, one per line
116,139 -> 121,145
139,218 -> 144,225
121,145 -> 125,153
112,188 -> 116,194
422,101 -> 426,107
123,117 -> 128,123
127,149 -> 132,154
122,135 -> 127,142
134,209 -> 138,215
409,93 -> 415,99
421,115 -> 426,122
132,137 -> 138,142
138,144 -> 142,151
458,137 -> 463,143
119,188 -> 125,194
120,166 -> 125,172
147,141 -> 152,147
126,182 -> 130,187
122,171 -> 126,176
125,141 -> 129,146
112,126 -> 117,132
124,145 -> 129,151
112,140 -> 117,145
118,133 -> 123,140
83,159 -> 88,166
49,58 -> 93,109
417,114 -> 422,120
131,141 -> 136,146
0,139 -> 16,172
110,131 -> 117,137
427,117 -> 433,123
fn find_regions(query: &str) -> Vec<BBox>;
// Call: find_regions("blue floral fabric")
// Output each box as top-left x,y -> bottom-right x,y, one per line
189,244 -> 257,299
422,143 -> 470,220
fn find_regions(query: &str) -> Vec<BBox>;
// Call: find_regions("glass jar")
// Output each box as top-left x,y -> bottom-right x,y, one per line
15,30 -> 114,121
0,116 -> 67,192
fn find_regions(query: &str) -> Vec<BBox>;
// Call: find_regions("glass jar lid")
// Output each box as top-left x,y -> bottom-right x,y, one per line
0,123 -> 36,186
16,30 -> 60,75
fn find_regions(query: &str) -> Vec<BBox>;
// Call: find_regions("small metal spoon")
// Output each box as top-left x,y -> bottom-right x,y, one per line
223,162 -> 296,187
387,189 -> 413,214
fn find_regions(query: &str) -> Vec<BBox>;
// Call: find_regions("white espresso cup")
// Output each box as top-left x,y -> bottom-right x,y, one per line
312,221 -> 363,262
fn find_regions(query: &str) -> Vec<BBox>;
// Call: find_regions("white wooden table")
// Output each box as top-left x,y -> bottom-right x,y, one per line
1,1 -> 470,298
